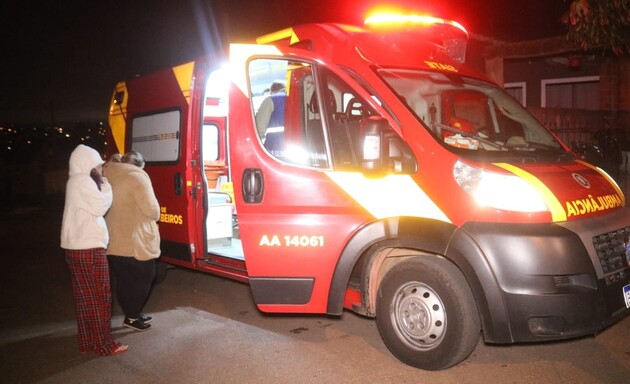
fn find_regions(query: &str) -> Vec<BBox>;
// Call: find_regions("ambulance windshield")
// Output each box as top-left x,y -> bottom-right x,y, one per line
378,69 -> 571,162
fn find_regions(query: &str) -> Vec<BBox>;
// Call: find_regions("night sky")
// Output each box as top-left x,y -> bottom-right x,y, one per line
1,0 -> 569,126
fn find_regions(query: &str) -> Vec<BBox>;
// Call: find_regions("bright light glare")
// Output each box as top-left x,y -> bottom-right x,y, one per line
364,13 -> 467,35
205,64 -> 230,116
453,160 -> 547,212
206,64 -> 230,97
284,144 -> 309,164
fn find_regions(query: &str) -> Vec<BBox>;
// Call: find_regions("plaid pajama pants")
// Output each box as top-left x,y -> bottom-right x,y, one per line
65,248 -> 120,355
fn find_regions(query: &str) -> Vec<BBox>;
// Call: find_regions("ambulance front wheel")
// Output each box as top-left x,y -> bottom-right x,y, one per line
375,256 -> 481,370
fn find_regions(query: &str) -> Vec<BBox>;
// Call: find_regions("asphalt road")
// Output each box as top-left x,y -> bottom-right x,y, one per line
1,200 -> 629,384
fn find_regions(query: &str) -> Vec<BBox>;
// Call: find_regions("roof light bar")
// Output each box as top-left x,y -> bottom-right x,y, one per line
364,13 -> 468,36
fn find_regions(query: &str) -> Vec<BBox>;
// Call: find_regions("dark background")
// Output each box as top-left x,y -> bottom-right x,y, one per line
1,0 -> 569,126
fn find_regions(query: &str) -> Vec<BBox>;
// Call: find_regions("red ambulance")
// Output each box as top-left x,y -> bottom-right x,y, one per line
106,14 -> 630,370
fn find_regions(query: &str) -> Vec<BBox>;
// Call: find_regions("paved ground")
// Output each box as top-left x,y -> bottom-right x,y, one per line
1,176 -> 630,384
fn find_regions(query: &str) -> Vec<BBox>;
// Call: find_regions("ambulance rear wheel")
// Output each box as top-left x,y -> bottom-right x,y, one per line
375,256 -> 480,370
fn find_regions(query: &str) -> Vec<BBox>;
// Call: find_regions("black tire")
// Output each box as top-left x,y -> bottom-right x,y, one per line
375,256 -> 481,370
154,260 -> 169,284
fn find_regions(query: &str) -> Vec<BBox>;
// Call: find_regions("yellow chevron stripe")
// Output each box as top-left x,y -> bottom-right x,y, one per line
256,28 -> 299,45
108,82 -> 128,154
172,62 -> 195,105
325,172 -> 451,223
576,160 -> 625,206
494,163 -> 566,222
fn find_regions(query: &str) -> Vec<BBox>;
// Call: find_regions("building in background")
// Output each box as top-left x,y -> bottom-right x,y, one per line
469,35 -> 629,152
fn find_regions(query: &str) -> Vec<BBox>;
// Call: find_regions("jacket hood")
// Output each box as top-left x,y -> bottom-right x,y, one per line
68,144 -> 104,176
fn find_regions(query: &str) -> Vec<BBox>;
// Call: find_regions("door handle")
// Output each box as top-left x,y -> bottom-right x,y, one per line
174,172 -> 183,196
242,168 -> 264,204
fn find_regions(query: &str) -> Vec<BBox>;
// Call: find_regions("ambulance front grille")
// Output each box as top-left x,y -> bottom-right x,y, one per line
592,226 -> 630,279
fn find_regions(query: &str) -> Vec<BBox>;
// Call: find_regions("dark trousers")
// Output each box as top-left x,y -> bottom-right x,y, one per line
107,255 -> 156,319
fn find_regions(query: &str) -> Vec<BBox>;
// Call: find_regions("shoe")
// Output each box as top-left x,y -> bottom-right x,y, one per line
123,318 -> 151,331
110,344 -> 128,355
139,314 -> 152,324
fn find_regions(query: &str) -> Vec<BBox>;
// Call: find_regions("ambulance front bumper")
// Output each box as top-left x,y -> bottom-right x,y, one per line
454,208 -> 630,343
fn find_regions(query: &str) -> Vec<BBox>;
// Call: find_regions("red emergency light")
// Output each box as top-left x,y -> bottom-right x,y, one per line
362,11 -> 469,64
364,13 -> 468,36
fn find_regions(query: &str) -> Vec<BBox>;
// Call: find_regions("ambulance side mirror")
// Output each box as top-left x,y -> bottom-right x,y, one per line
361,117 -> 383,173
361,117 -> 417,176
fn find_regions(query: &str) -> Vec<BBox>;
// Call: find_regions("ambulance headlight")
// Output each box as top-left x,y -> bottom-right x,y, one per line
453,160 -> 548,212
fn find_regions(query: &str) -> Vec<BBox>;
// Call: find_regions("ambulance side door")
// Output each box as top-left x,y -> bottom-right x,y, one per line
228,44 -> 370,313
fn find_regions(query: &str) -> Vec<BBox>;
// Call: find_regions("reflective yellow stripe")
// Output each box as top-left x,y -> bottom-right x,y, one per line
256,28 -> 299,45
325,172 -> 451,222
576,160 -> 625,206
494,163 -> 566,222
172,62 -> 195,105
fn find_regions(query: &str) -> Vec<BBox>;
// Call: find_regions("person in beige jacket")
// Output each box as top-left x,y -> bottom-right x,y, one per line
104,151 -> 160,332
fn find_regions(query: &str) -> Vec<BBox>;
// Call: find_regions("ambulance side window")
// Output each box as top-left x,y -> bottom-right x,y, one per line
318,67 -> 375,170
130,109 -> 181,162
248,58 -> 329,169
203,124 -> 219,161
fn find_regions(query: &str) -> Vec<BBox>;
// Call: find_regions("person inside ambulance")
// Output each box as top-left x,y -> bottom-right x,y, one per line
255,80 -> 286,156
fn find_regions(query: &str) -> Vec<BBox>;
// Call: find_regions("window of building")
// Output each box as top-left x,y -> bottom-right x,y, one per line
541,76 -> 600,110
504,82 -> 526,107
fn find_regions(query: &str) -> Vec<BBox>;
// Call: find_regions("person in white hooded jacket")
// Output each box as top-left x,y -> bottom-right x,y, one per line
61,144 -> 128,356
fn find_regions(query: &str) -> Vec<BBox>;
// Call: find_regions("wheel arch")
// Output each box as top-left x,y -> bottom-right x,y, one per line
326,216 -> 512,343
327,216 -> 454,315
444,227 -> 513,343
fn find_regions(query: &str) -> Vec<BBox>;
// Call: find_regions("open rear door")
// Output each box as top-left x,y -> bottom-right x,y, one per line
109,61 -> 206,268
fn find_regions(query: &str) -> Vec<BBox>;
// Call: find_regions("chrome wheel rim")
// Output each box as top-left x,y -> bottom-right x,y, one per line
390,281 -> 446,351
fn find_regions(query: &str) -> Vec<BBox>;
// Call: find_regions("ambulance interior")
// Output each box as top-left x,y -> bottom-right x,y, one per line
202,67 -> 243,260
379,69 -> 565,157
